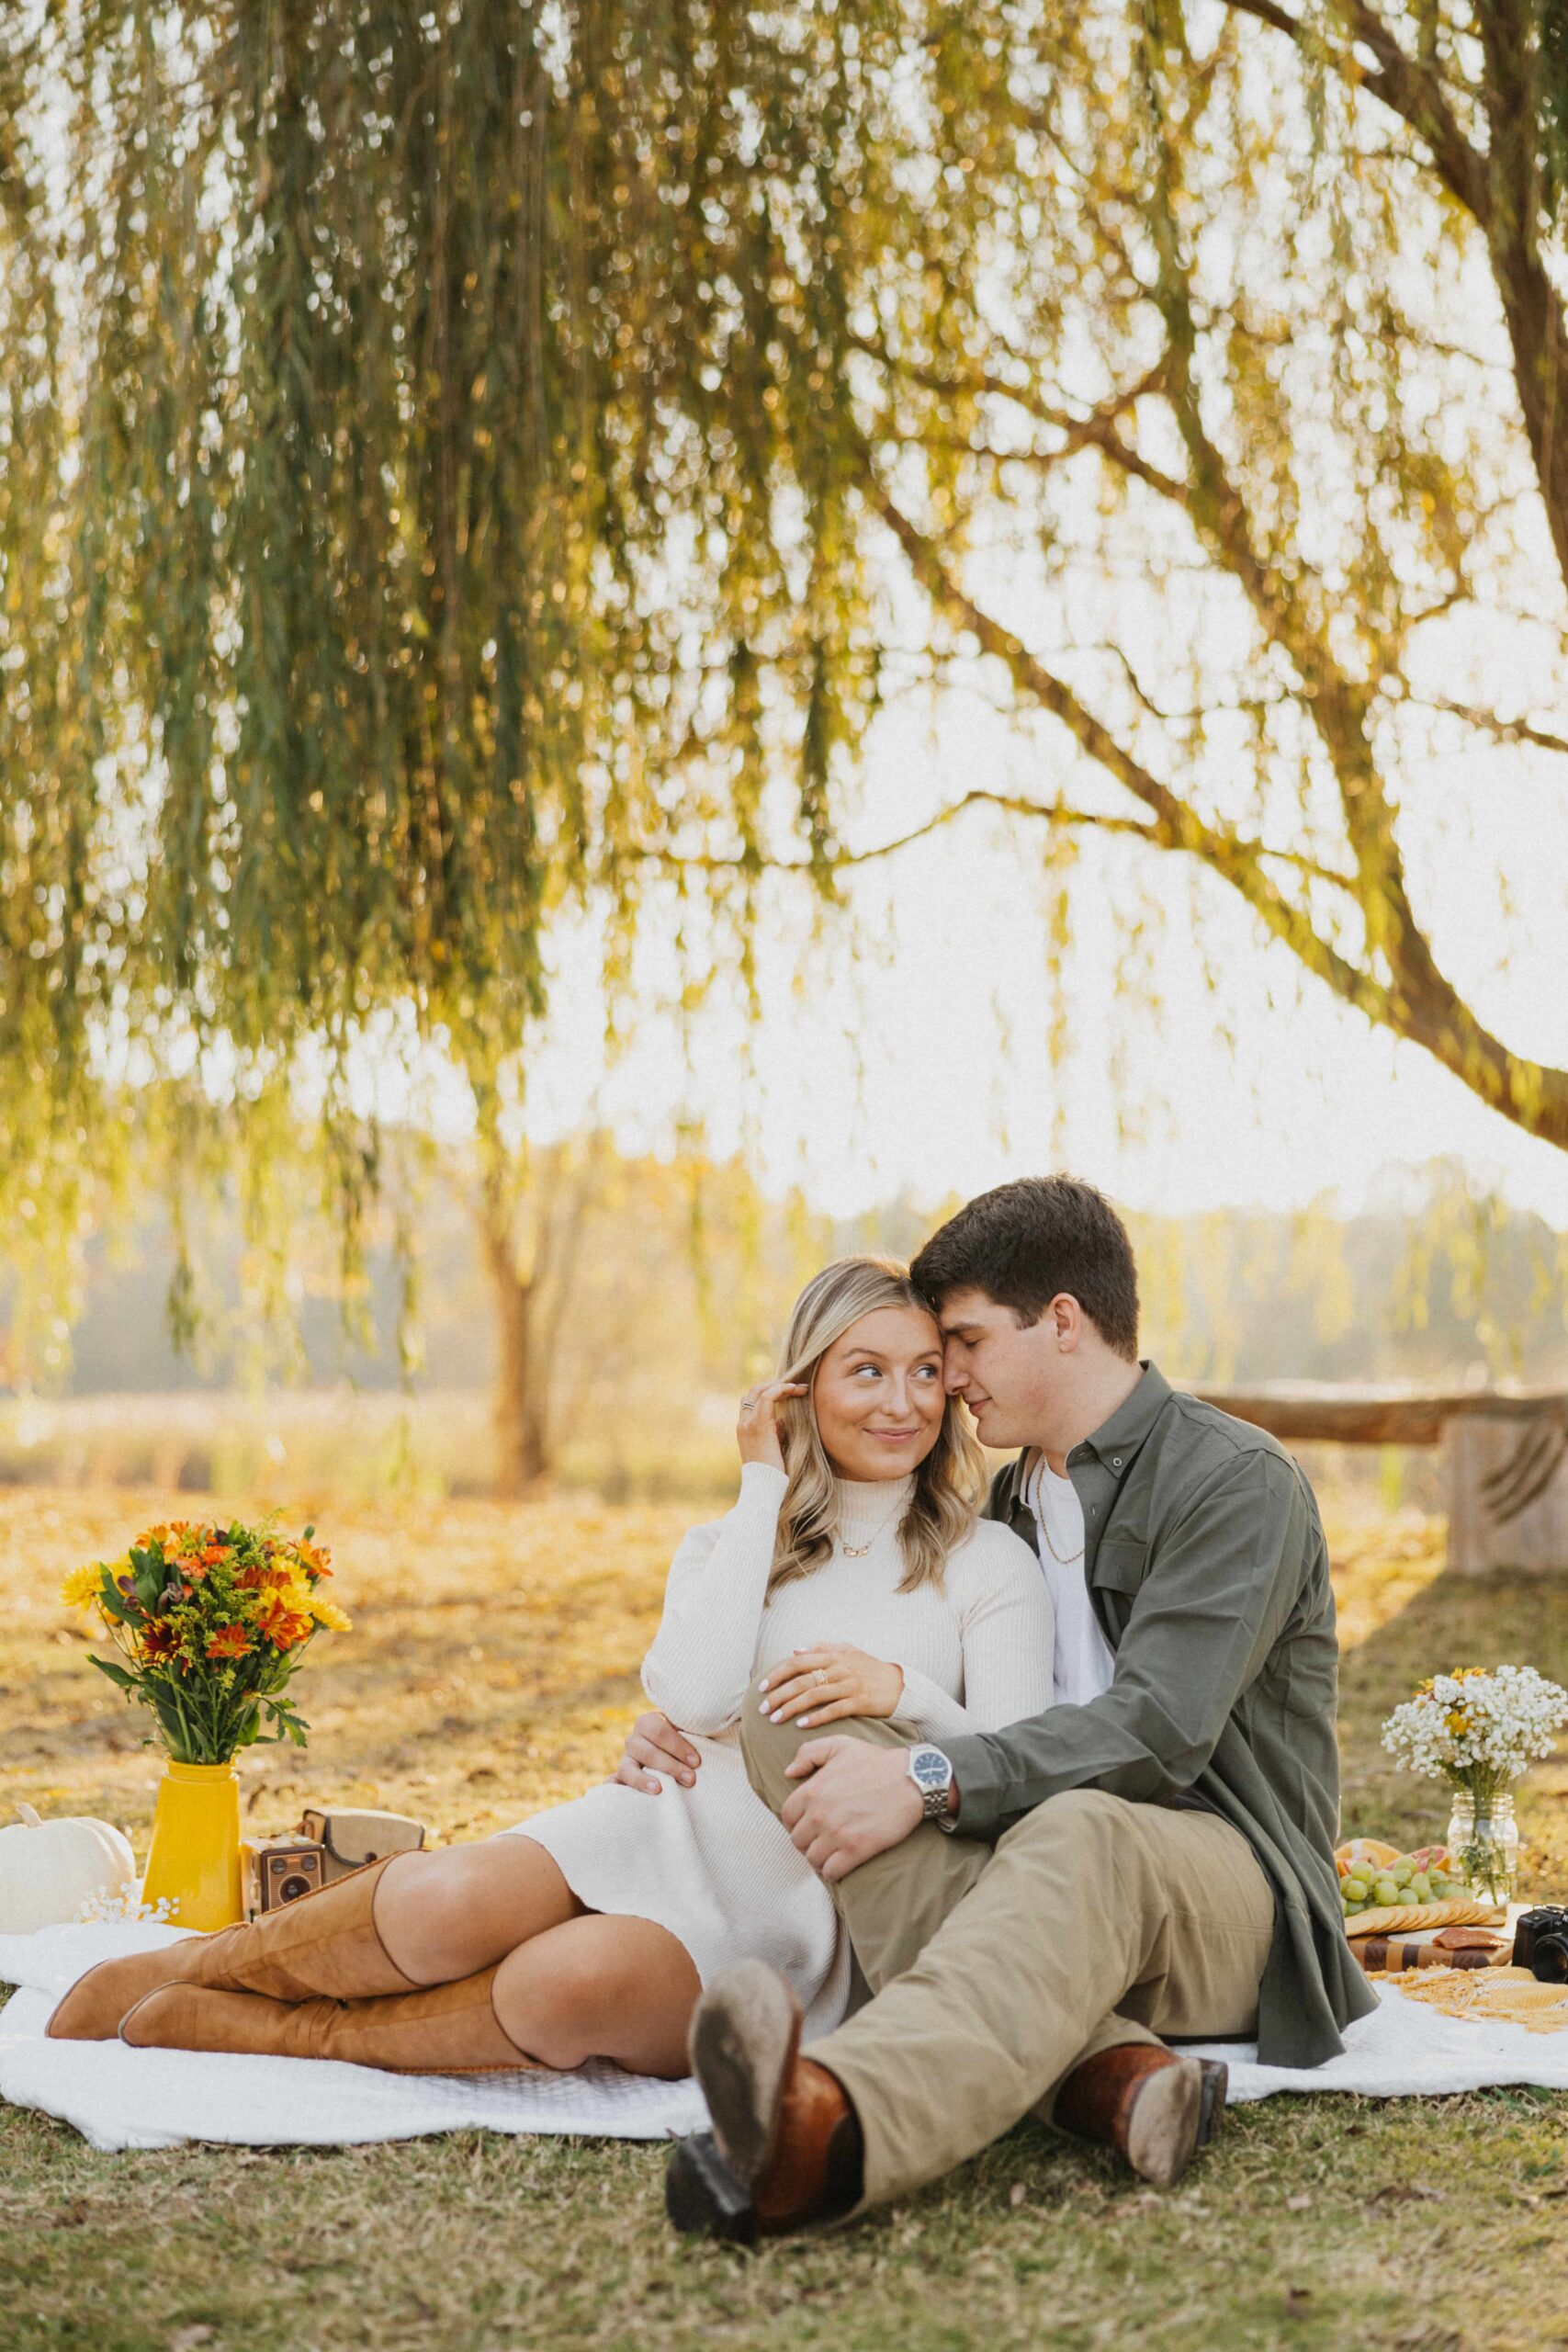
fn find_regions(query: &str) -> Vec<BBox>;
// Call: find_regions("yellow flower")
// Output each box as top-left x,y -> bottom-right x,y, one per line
309,1596 -> 352,1634
1447,1711 -> 1471,1736
60,1561 -> 107,1610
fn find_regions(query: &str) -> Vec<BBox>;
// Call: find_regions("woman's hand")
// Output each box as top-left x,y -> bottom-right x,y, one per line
737,1378 -> 807,1472
757,1643 -> 905,1729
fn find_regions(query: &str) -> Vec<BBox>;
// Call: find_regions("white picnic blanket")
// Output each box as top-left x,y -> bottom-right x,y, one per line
0,1920 -> 706,2154
5,1921 -> 1568,2154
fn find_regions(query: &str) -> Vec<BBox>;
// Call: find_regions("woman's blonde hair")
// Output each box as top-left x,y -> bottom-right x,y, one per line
767,1255 -> 987,1597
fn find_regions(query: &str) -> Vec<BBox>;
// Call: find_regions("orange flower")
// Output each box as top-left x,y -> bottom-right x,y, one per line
136,1520 -> 192,1551
264,1611 -> 313,1652
296,1539 -> 333,1578
142,1623 -> 178,1660
205,1623 -> 253,1660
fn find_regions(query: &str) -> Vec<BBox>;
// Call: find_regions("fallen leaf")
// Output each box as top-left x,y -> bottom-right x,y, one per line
1285,2192 -> 1311,2211
170,2329 -> 215,2352
1008,2181 -> 1028,2209
1283,2287 -> 1313,2317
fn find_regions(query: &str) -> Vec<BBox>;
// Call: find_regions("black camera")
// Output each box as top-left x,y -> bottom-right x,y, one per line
1511,1906 -> 1568,1983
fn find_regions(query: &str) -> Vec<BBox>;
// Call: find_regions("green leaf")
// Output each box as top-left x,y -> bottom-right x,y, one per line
87,1653 -> 138,1691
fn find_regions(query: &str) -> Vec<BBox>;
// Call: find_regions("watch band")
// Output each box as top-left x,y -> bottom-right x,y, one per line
907,1743 -> 956,1830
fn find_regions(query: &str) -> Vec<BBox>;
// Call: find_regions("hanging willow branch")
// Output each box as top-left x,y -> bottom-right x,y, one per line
2,0 -> 1566,1344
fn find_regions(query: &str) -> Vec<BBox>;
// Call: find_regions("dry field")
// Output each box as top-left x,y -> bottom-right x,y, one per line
5,1485 -> 1568,2352
3,1487 -> 689,1848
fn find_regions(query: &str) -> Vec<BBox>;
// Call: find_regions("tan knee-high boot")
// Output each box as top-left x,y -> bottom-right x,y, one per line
117,1969 -> 537,2075
48,1859 -> 419,2042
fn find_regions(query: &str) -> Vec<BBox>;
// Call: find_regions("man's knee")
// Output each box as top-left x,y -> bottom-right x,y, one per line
996,1785 -> 1134,1862
739,1685 -> 916,1817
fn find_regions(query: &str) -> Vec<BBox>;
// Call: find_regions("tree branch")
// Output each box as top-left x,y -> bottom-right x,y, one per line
1221,0 -> 1491,224
1410,697 -> 1568,760
851,335 -> 1190,508
867,476 -> 1568,1148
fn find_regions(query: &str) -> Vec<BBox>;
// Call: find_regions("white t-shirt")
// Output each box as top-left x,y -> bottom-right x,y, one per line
1026,1455 -> 1117,1709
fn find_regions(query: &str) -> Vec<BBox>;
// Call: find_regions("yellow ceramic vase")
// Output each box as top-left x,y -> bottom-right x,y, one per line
140,1758 -> 243,1930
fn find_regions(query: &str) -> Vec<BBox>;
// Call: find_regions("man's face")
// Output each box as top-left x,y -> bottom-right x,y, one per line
937,1285 -> 1073,1450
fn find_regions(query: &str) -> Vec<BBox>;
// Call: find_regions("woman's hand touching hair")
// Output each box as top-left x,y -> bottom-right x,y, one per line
736,1378 -> 807,1472
757,1643 -> 905,1729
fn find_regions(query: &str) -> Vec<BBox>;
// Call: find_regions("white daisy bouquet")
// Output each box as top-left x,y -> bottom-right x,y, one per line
1382,1665 -> 1567,1903
1381,1666 -> 1568,1798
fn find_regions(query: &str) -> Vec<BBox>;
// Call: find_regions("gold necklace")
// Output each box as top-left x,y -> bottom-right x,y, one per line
839,1492 -> 908,1557
1033,1465 -> 1084,1565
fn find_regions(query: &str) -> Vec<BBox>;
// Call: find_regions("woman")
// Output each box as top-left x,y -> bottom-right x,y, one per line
50,1258 -> 1052,2079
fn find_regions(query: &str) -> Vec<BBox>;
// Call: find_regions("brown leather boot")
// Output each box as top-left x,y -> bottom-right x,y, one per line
47,1858 -> 418,2041
116,1967 -> 536,2075
665,1960 -> 863,2244
1053,2043 -> 1224,2188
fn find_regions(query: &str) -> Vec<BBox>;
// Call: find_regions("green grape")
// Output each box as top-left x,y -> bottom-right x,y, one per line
1393,1860 -> 1415,1885
1344,1879 -> 1370,1904
1374,1878 -> 1401,1905
1410,1873 -> 1432,1900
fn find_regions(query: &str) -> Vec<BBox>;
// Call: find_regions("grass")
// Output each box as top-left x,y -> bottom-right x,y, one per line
4,1484 -> 1568,2352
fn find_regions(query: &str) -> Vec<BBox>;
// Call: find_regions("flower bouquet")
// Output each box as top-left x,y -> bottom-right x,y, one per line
1381,1665 -> 1568,1906
60,1518 -> 351,1927
62,1518 -> 350,1762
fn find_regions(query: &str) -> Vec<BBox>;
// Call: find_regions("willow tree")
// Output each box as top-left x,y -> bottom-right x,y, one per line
798,0 -> 1568,1157
1,0 -> 870,1432
3,3 -> 1566,1428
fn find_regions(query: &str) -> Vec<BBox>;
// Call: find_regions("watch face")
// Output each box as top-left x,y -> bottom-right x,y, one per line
910,1748 -> 949,1790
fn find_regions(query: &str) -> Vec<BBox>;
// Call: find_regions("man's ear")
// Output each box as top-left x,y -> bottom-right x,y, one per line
1052,1294 -> 1083,1352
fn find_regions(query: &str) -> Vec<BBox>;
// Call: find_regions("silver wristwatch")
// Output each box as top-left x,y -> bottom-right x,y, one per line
906,1742 -> 956,1830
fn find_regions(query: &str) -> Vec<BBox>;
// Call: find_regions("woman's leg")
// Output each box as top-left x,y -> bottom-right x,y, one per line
493,1914 -> 703,2078
372,1838 -> 582,1985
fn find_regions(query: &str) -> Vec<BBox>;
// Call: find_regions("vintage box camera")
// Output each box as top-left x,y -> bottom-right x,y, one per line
242,1807 -> 426,1917
243,1837 -> 326,1917
1512,1905 -> 1568,1983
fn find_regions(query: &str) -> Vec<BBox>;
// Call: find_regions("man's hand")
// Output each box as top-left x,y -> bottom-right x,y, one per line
613,1710 -> 702,1792
780,1737 -> 924,1881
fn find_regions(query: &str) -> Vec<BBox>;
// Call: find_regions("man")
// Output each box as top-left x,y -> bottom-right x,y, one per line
619,1177 -> 1373,2240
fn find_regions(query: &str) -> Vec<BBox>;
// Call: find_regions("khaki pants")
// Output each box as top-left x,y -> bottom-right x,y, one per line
741,1691 -> 1276,2210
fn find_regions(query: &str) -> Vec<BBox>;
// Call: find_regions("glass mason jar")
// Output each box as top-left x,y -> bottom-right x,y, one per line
1444,1787 -> 1520,1909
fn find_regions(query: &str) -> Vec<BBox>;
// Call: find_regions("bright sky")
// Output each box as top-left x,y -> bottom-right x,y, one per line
419,667 -> 1568,1230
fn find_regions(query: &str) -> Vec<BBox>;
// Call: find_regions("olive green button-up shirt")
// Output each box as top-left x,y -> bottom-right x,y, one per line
944,1362 -> 1376,2069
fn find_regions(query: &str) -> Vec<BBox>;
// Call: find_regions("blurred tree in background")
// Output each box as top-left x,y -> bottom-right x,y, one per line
3,2 -> 1567,1461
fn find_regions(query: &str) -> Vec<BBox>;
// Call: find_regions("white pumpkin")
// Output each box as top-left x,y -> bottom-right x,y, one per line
0,1804 -> 137,1933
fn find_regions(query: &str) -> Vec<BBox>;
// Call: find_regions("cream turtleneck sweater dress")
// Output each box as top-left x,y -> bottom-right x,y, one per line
499,1464 -> 1055,2037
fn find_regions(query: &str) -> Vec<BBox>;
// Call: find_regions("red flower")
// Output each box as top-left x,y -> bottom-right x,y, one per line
141,1623 -> 178,1660
205,1623 -> 253,1660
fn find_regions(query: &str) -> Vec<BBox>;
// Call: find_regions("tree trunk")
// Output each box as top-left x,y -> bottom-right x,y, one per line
480,1197 -> 550,1498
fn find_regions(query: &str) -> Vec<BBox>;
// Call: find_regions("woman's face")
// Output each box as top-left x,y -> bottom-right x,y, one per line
810,1304 -> 947,1482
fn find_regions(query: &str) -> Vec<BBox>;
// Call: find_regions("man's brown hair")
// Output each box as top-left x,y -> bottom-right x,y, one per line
909,1176 -> 1139,1360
